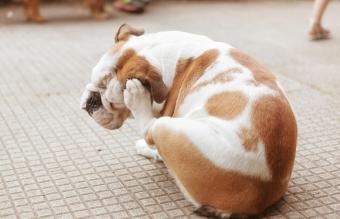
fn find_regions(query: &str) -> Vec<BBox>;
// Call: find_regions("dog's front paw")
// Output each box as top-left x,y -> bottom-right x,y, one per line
123,79 -> 152,119
135,139 -> 162,161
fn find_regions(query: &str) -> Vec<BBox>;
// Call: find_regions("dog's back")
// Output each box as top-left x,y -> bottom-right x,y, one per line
144,34 -> 297,217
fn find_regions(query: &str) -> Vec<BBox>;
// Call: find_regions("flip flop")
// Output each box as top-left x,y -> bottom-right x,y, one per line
309,22 -> 331,41
113,1 -> 144,14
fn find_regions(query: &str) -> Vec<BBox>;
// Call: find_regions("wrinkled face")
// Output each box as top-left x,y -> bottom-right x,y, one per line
80,24 -> 147,129
80,24 -> 167,130
80,41 -> 131,130
80,77 -> 130,130
80,67 -> 131,130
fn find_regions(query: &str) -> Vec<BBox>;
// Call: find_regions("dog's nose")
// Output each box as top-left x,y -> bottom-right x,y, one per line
85,92 -> 102,115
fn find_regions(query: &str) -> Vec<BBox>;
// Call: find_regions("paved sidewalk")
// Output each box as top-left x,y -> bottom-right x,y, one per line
0,0 -> 340,218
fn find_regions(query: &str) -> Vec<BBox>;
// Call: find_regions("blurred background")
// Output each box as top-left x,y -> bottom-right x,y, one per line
0,1 -> 339,219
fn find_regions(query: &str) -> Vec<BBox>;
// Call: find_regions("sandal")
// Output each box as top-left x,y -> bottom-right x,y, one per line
113,0 -> 145,14
309,22 -> 331,41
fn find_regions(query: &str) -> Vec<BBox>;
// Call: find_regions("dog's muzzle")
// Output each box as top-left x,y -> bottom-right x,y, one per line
80,83 -> 128,130
80,83 -> 105,114
84,91 -> 102,115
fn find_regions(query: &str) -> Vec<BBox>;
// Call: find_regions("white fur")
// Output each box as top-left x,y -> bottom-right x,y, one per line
105,76 -> 125,106
80,88 -> 91,109
123,79 -> 156,136
135,139 -> 162,161
82,30 -> 294,212
118,32 -> 277,180
84,31 -> 277,180
90,50 -> 117,85
121,32 -> 233,88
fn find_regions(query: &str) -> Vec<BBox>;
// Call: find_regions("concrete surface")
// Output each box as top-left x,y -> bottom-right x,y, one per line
0,0 -> 340,218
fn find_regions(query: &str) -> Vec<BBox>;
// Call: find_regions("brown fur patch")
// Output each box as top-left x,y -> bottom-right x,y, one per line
230,49 -> 278,91
206,91 -> 248,120
239,128 -> 259,152
148,125 -> 288,215
160,49 -> 219,116
145,130 -> 155,146
116,49 -> 136,71
251,95 -> 297,180
190,67 -> 242,93
97,73 -> 113,88
116,49 -> 168,103
161,58 -> 193,116
247,79 -> 260,87
110,103 -> 116,110
141,48 -> 296,215
231,48 -> 297,174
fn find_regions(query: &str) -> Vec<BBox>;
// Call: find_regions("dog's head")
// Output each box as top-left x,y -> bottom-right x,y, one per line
80,24 -> 168,129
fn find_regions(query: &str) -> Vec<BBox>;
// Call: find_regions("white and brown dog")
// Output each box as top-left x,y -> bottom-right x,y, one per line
80,24 -> 297,218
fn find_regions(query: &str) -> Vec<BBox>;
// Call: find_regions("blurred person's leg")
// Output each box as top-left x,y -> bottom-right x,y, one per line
88,0 -> 110,19
309,0 -> 331,40
24,0 -> 45,22
113,0 -> 150,13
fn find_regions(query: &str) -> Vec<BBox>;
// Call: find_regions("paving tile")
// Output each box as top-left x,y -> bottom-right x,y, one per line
0,1 -> 340,219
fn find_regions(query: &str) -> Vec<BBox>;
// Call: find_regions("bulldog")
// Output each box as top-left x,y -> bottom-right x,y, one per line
80,24 -> 297,218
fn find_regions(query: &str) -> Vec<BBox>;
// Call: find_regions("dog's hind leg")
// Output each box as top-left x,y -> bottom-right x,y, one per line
135,139 -> 162,161
87,0 -> 109,19
145,116 -> 264,218
144,117 -> 230,212
123,79 -> 248,218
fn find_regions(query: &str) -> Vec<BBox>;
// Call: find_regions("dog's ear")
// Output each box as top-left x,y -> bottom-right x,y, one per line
119,70 -> 168,104
142,72 -> 168,103
115,24 -> 144,42
116,49 -> 168,103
